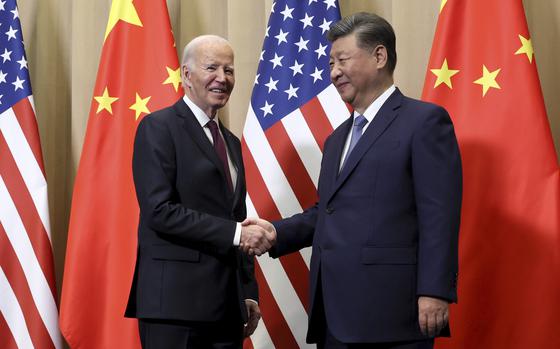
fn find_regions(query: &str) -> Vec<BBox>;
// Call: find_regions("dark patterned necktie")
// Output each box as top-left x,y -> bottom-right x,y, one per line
206,120 -> 233,192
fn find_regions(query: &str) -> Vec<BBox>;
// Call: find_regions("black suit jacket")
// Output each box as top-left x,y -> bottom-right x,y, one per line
271,89 -> 462,343
125,98 -> 257,323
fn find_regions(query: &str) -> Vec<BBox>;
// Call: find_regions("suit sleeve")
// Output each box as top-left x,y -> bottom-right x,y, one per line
269,203 -> 318,258
412,106 -> 462,302
133,115 -> 236,255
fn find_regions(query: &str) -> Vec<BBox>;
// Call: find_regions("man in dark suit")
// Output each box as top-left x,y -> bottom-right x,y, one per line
125,35 -> 274,349
244,13 -> 462,349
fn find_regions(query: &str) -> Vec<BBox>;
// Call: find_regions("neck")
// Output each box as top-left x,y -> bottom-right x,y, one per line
354,78 -> 393,115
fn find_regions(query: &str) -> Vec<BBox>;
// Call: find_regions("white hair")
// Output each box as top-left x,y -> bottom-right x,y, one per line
181,34 -> 232,68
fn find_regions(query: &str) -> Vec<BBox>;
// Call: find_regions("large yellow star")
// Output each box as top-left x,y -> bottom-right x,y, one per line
104,0 -> 143,41
473,65 -> 501,97
163,66 -> 182,92
94,87 -> 119,115
129,93 -> 151,120
430,58 -> 459,89
440,0 -> 448,13
514,34 -> 534,63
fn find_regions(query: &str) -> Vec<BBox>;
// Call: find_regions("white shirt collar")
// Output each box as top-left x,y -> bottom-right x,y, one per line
360,84 -> 396,122
182,94 -> 217,128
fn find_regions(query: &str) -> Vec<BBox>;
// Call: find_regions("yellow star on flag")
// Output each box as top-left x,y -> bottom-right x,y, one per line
515,34 -> 534,63
430,58 -> 459,89
473,65 -> 501,97
440,0 -> 448,12
163,66 -> 182,92
130,93 -> 151,120
94,87 -> 119,115
104,0 -> 143,41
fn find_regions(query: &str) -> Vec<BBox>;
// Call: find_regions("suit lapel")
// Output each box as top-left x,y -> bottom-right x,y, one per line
327,89 -> 403,202
322,117 -> 352,200
221,122 -> 243,204
174,100 -> 233,198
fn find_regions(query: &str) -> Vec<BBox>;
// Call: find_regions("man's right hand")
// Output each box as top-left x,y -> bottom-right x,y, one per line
239,218 -> 276,256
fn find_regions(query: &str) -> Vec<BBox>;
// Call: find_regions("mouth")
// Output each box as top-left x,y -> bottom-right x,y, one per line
209,87 -> 228,95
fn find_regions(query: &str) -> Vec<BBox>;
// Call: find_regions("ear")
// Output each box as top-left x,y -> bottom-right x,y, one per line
372,45 -> 388,70
181,64 -> 192,89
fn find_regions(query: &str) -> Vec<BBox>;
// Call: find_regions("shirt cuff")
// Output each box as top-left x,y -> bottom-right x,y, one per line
233,222 -> 241,246
245,298 -> 259,305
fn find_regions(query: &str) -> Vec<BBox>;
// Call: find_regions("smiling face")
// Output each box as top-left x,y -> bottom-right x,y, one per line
329,33 -> 390,114
182,39 -> 235,118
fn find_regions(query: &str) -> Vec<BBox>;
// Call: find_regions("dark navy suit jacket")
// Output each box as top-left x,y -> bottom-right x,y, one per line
271,89 -> 462,343
125,99 -> 257,323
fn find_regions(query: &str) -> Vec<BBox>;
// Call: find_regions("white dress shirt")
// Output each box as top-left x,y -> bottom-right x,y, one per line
183,95 -> 242,246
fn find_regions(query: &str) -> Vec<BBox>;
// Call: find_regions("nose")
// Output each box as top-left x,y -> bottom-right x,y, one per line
330,64 -> 341,82
215,68 -> 226,82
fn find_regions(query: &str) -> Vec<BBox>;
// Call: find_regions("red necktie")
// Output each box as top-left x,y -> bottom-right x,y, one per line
206,119 -> 233,192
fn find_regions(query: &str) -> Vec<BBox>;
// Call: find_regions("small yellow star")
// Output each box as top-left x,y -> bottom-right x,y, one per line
163,66 -> 182,92
473,65 -> 501,97
129,93 -> 151,120
515,34 -> 534,63
440,0 -> 448,13
105,0 -> 143,41
94,87 -> 119,115
430,58 -> 459,89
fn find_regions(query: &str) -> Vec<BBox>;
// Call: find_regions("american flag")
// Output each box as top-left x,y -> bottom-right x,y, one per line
0,0 -> 61,348
241,1 -> 348,348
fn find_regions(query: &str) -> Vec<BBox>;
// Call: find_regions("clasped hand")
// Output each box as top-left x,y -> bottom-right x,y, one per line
239,218 -> 276,256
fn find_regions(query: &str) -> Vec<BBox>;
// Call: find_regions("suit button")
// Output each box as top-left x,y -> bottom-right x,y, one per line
325,207 -> 334,214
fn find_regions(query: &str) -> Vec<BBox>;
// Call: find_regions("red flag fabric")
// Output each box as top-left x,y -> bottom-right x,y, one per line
0,1 -> 61,347
422,1 -> 560,348
241,1 -> 343,348
59,1 -> 181,347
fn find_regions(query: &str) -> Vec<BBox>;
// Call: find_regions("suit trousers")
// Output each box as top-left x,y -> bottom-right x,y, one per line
138,318 -> 244,349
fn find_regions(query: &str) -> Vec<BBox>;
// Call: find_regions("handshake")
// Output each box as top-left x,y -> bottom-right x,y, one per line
239,218 -> 276,256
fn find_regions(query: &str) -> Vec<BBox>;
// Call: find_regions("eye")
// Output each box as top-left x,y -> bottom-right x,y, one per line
205,65 -> 217,72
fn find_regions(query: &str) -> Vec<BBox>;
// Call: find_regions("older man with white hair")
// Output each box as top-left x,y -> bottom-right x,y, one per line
125,35 -> 271,349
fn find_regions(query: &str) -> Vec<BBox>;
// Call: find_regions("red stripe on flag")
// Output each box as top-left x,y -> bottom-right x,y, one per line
0,224 -> 55,349
254,262 -> 300,349
0,311 -> 18,349
243,337 -> 254,349
242,140 -> 310,311
300,97 -> 334,152
11,99 -> 46,176
264,122 -> 318,209
0,132 -> 57,297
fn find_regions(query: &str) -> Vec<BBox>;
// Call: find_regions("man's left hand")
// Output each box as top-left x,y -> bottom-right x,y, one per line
244,300 -> 261,337
418,296 -> 448,337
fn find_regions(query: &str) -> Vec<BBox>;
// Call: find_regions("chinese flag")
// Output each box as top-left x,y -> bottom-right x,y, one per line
422,1 -> 560,348
59,0 -> 182,348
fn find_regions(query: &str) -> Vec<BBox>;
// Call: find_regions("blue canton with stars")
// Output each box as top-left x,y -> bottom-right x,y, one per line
0,0 -> 31,115
252,0 -> 341,131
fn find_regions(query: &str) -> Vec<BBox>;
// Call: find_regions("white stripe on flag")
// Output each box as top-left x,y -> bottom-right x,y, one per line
244,106 -> 302,217
0,107 -> 51,240
0,266 -> 34,349
281,108 -> 323,189
318,84 -> 350,129
0,176 -> 61,348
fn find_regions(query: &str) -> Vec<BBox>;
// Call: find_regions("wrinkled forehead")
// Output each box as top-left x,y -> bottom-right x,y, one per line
195,41 -> 234,66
